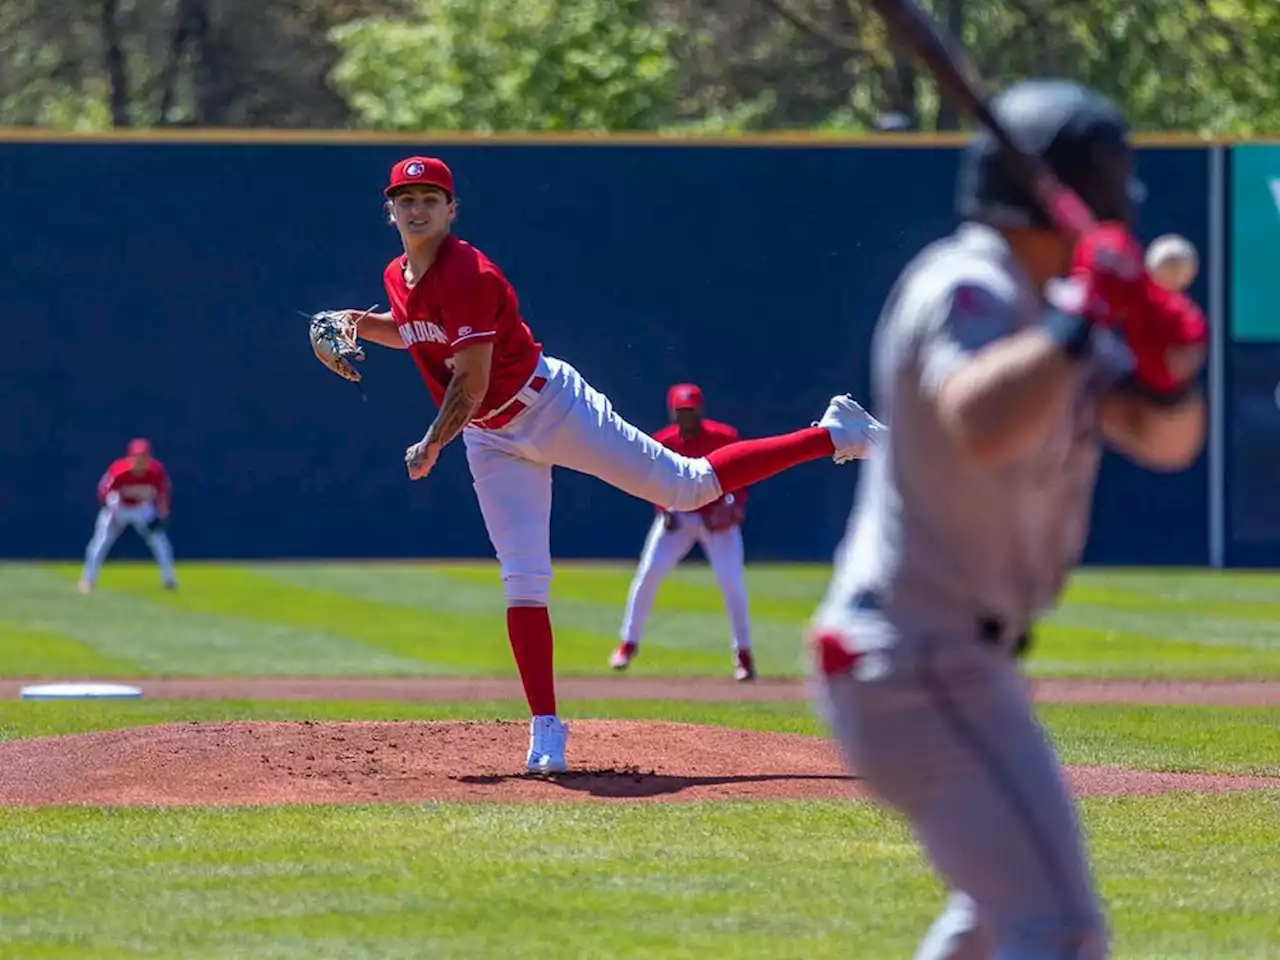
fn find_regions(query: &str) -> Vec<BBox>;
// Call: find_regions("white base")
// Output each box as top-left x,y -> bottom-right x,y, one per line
19,682 -> 143,701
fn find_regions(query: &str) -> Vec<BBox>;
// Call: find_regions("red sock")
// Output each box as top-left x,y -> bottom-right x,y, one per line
705,426 -> 834,492
507,606 -> 557,716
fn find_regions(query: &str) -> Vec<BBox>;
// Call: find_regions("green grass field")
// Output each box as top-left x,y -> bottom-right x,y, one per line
1,561 -> 1279,958
6,560 -> 1280,680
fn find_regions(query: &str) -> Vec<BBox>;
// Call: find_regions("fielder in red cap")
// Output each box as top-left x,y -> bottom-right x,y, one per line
78,438 -> 177,594
311,155 -> 886,774
611,384 -> 757,681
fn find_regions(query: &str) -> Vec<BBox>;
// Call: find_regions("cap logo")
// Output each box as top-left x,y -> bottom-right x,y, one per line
405,161 -> 426,177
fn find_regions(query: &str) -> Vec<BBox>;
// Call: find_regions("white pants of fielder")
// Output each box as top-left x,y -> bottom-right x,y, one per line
463,354 -> 726,607
619,512 -> 750,653
81,502 -> 177,586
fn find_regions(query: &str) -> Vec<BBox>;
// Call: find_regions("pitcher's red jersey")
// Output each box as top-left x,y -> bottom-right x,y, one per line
384,235 -> 542,415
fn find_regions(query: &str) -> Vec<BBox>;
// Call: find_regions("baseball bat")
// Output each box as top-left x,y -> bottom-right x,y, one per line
862,0 -> 1096,239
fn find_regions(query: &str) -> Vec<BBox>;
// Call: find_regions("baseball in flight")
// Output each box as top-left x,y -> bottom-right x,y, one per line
1145,233 -> 1199,292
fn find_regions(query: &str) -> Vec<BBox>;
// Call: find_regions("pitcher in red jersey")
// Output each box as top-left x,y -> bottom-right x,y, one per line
319,156 -> 885,773
78,438 -> 177,594
611,384 -> 757,681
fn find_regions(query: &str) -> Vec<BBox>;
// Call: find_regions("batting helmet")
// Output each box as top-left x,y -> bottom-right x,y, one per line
956,79 -> 1145,229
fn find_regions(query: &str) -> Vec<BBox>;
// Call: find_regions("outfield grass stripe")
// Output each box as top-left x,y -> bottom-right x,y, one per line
1070,569 -> 1280,606
430,560 -> 830,613
1066,582 -> 1280,623
228,564 -> 689,674
1,567 -> 423,677
0,621 -> 141,677
1045,604 -> 1280,651
1026,625 -> 1280,679
7,562 -> 1280,681
41,563 -> 517,675
258,563 -> 814,677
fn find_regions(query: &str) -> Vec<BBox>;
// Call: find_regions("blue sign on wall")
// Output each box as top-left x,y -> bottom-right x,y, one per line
0,139 -> 1211,565
1230,146 -> 1280,341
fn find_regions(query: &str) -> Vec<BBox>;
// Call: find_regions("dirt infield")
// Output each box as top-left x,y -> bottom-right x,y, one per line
3,676 -> 1277,706
1,719 -> 1276,807
4,676 -> 1274,807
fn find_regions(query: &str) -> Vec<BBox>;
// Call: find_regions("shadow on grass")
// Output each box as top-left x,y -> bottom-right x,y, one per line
456,769 -> 859,798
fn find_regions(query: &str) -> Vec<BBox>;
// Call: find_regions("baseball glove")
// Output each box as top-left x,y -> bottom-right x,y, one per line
699,494 -> 744,532
146,516 -> 168,533
309,310 -> 366,383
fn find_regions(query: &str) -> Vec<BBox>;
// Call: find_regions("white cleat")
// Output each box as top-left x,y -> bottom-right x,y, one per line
816,394 -> 886,464
526,715 -> 569,774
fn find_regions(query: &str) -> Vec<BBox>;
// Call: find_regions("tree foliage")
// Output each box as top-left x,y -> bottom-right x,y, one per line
0,0 -> 1276,133
328,0 -> 679,132
735,0 -> 1280,133
0,0 -> 401,129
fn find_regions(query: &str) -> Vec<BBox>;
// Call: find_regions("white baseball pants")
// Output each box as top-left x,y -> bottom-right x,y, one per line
81,502 -> 176,586
619,512 -> 751,652
463,355 -> 725,606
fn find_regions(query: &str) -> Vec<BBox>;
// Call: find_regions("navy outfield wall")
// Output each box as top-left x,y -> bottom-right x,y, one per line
0,138 -> 1210,563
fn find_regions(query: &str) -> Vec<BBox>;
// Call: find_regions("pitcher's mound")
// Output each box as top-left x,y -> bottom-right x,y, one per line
0,720 -> 1274,807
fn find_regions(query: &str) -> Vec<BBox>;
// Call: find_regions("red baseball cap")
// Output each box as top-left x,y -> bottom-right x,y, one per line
667,383 -> 703,411
385,156 -> 455,198
127,438 -> 151,456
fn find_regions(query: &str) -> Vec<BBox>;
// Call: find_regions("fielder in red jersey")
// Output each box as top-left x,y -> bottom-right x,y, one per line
612,383 -> 758,680
78,438 -> 177,593
318,155 -> 886,773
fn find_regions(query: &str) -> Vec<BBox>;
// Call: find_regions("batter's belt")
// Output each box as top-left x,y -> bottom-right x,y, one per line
848,591 -> 1033,659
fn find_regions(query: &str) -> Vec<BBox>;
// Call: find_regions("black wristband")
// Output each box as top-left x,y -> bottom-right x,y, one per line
1121,373 -> 1199,408
1042,311 -> 1094,361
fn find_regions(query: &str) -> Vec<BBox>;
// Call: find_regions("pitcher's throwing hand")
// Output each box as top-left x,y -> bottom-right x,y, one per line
404,438 -> 441,480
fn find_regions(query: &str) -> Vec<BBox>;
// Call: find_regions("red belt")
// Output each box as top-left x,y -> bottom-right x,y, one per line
470,376 -> 547,430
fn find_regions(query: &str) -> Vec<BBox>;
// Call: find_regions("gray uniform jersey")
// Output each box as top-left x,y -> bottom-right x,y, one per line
821,223 -> 1130,650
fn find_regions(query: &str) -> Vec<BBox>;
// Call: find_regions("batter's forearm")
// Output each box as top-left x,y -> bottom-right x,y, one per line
424,373 -> 485,448
1097,386 -> 1205,471
356,312 -> 408,349
938,328 -> 1079,465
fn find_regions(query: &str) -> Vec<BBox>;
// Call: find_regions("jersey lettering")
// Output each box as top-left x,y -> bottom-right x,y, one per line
400,320 -> 449,347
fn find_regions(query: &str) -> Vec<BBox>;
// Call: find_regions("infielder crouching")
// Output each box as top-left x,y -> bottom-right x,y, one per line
612,383 -> 755,681
809,80 -> 1207,959
79,438 -> 177,594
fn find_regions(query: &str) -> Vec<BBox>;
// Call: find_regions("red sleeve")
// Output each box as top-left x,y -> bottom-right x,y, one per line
440,254 -> 501,352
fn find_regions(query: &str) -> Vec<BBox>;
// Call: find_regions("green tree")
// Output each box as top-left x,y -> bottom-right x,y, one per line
0,0 -> 399,129
328,0 -> 679,132
752,0 -> 1280,134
